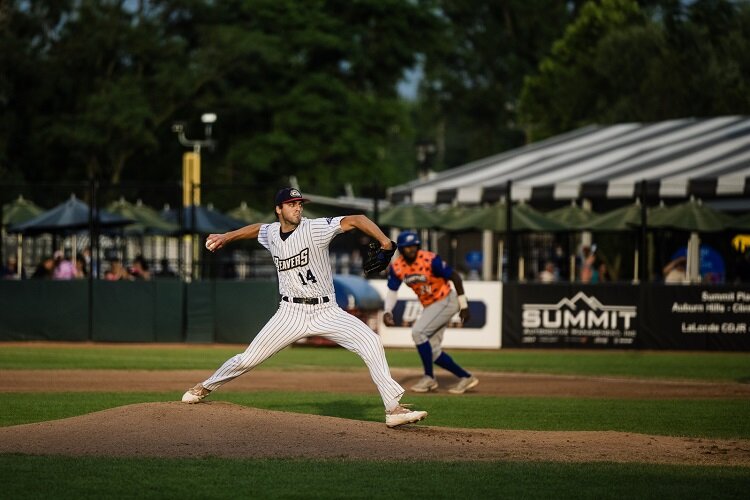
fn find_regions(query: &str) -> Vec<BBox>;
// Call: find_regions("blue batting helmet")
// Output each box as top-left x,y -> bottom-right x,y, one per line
396,231 -> 421,248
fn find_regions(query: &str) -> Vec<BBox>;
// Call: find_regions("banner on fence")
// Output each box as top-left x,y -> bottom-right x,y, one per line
641,285 -> 750,350
368,280 -> 502,349
503,284 -> 640,348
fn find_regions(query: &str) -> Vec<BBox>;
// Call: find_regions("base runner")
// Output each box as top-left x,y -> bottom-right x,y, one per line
383,231 -> 479,394
181,188 -> 427,428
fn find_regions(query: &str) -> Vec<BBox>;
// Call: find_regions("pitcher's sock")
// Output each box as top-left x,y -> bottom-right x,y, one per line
435,352 -> 470,378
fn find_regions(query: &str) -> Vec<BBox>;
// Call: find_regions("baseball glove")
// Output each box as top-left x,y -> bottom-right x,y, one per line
363,240 -> 397,277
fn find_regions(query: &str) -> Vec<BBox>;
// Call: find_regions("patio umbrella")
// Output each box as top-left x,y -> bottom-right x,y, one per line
2,196 -> 44,279
378,204 -> 442,229
106,198 -> 179,235
647,199 -> 733,232
582,203 -> 643,232
545,203 -> 596,229
164,205 -> 246,234
440,203 -> 564,281
7,195 -> 132,235
2,195 -> 44,227
441,203 -> 565,232
648,199 -> 734,282
437,205 -> 475,227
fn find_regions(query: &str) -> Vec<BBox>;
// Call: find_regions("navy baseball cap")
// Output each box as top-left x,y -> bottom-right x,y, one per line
397,231 -> 421,248
274,187 -> 309,206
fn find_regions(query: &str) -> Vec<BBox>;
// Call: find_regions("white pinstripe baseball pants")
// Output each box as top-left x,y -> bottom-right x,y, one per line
202,302 -> 405,409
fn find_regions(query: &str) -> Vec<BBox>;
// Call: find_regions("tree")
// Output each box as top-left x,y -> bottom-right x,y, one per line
519,0 -> 750,141
415,0 -> 577,169
519,0 -> 646,141
1,0 -> 443,200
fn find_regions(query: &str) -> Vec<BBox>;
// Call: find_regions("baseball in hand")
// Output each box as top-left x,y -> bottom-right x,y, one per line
206,239 -> 216,251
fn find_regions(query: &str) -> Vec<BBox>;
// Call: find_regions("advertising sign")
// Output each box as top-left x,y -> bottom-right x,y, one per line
641,285 -> 750,350
503,284 -> 640,348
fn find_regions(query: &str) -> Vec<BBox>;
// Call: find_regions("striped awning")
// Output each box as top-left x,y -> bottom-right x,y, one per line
388,116 -> 750,204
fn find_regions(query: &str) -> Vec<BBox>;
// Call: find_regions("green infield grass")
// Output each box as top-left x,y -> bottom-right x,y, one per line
2,392 -> 749,439
0,344 -> 749,381
1,455 -> 748,500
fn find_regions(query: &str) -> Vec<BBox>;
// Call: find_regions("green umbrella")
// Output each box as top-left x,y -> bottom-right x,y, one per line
106,198 -> 179,235
379,204 -> 441,229
583,203 -> 643,231
437,205 -> 475,227
228,201 -> 276,223
2,195 -> 43,226
648,199 -> 733,232
545,203 -> 596,229
441,203 -> 565,232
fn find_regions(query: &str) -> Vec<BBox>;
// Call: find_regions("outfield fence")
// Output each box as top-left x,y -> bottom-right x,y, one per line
1,280 -> 748,350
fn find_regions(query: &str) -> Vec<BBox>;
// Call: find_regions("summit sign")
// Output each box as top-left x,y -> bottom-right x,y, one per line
520,290 -> 638,346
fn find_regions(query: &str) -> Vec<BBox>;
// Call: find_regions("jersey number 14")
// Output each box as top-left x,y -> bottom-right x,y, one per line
298,269 -> 318,285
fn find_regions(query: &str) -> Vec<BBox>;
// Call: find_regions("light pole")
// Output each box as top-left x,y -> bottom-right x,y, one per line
415,139 -> 436,180
172,113 -> 217,280
172,113 -> 217,207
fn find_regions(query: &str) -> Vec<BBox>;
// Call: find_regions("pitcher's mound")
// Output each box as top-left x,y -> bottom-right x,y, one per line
1,402 -> 748,465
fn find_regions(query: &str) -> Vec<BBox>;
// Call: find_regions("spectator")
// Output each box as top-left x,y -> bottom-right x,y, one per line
52,250 -> 77,280
156,258 -> 177,278
663,256 -> 687,284
579,245 -> 596,283
1,255 -> 25,279
32,256 -> 55,279
104,257 -> 133,281
75,253 -> 88,278
538,261 -> 557,283
596,259 -> 610,282
129,255 -> 151,280
552,244 -> 568,282
81,246 -> 96,277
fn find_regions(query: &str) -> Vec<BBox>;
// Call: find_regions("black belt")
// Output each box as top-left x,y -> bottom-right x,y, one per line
282,295 -> 330,305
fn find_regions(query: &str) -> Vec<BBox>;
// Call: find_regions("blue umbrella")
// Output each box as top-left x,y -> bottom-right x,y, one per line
7,195 -> 132,235
163,205 -> 246,234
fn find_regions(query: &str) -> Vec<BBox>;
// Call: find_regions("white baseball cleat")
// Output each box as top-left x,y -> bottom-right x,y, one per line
448,376 -> 479,394
385,404 -> 428,428
181,383 -> 211,403
410,375 -> 438,393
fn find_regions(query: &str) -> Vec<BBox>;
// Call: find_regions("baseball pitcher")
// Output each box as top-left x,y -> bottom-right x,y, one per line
182,188 -> 427,428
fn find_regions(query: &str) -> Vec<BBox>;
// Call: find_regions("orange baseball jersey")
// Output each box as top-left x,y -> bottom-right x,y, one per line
387,250 -> 454,306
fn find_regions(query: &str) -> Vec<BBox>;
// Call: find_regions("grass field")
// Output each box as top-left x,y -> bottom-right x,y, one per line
1,344 -> 749,381
3,455 -> 749,500
1,343 -> 749,498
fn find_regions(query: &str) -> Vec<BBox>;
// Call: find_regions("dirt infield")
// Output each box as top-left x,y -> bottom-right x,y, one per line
2,368 -> 750,464
1,401 -> 749,465
4,368 -> 750,398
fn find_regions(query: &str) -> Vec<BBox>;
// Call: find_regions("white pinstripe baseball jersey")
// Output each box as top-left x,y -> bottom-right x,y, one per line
258,216 -> 343,298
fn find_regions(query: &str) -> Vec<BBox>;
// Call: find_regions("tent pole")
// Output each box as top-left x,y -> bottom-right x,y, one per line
505,180 -> 515,282
639,180 -> 648,283
17,234 -> 22,279
88,179 -> 96,341
497,239 -> 504,281
482,230 -> 492,281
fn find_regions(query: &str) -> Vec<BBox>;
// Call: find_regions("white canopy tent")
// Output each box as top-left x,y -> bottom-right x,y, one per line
389,116 -> 750,205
